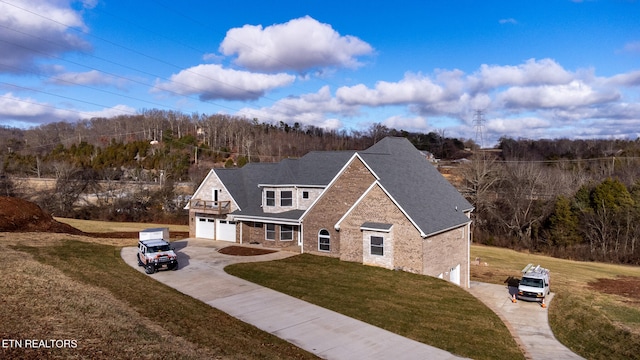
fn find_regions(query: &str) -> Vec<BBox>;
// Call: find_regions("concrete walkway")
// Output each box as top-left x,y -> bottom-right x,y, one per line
122,239 -> 465,360
467,281 -> 584,360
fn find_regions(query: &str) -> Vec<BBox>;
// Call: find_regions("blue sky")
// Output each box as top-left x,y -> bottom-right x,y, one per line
0,0 -> 639,146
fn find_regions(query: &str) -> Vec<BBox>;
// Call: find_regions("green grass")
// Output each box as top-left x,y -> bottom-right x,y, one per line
13,239 -> 317,360
471,245 -> 640,360
226,253 -> 525,360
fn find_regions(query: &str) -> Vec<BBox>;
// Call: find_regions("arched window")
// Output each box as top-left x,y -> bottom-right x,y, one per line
318,229 -> 330,252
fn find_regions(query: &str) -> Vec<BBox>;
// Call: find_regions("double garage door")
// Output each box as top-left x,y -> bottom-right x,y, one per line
195,215 -> 236,242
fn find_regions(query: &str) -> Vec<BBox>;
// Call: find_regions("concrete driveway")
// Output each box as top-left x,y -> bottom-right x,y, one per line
122,239 -> 465,360
467,282 -> 584,360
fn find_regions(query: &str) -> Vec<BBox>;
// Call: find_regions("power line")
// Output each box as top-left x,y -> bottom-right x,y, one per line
0,0 -> 369,130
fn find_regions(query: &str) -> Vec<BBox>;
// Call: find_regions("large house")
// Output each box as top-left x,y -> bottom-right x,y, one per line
186,137 -> 474,287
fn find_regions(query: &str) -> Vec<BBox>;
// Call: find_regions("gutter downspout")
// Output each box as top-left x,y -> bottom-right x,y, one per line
467,221 -> 471,288
299,222 -> 304,254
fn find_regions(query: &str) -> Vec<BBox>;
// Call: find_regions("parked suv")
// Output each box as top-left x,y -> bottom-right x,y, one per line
137,239 -> 178,274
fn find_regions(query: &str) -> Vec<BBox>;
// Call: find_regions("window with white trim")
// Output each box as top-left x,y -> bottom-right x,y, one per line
318,229 -> 330,251
280,191 -> 292,206
266,224 -> 275,240
371,236 -> 384,256
266,191 -> 275,206
302,191 -> 309,199
280,225 -> 293,241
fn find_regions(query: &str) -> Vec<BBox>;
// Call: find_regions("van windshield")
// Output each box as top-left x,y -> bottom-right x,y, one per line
520,277 -> 543,288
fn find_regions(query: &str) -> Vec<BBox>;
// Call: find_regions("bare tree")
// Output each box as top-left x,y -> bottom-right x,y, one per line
490,162 -> 556,247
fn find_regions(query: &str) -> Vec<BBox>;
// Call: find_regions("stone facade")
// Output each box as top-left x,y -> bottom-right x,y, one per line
187,170 -> 237,238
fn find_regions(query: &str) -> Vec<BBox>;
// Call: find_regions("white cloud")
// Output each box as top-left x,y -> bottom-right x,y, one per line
241,56 -> 638,147
468,58 -> 574,92
0,92 -> 56,120
202,53 -> 224,62
0,92 -> 136,126
499,18 -> 518,25
219,16 -> 373,72
382,115 -> 428,131
336,73 -> 448,106
48,70 -> 127,87
621,41 -> 640,53
498,80 -> 620,109
606,70 -> 640,87
0,0 -> 91,73
235,86 -> 355,129
487,116 -> 551,134
152,64 -> 296,101
80,104 -> 137,119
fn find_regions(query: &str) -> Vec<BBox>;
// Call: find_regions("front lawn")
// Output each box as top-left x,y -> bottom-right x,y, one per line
5,237 -> 316,359
226,253 -> 524,360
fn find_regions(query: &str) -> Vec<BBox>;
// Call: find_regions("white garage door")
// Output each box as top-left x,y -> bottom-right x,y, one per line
195,216 -> 216,239
216,220 -> 237,242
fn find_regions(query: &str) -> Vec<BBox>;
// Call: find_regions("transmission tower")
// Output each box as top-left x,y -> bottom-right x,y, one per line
473,109 -> 485,150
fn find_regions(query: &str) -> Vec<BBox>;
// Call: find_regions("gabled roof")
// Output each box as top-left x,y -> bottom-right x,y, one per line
358,137 -> 473,236
213,150 -> 355,220
201,137 -> 472,234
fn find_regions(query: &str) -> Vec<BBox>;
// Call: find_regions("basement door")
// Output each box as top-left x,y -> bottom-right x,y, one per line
195,215 -> 216,239
450,264 -> 460,286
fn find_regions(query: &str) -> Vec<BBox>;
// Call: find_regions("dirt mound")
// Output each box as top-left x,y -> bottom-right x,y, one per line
0,196 -> 84,235
589,276 -> 640,301
0,196 -> 190,239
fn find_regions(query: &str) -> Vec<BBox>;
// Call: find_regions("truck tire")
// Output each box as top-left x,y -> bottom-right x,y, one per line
145,264 -> 155,274
137,255 -> 144,267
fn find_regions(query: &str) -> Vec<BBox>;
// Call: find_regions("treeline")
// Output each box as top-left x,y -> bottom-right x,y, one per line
0,110 -> 467,223
0,110 -> 469,183
462,138 -> 640,263
3,109 -> 640,263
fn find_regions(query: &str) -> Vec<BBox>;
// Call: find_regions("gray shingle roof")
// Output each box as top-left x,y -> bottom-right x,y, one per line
213,137 -> 472,234
359,137 -> 473,236
360,222 -> 393,231
215,150 -> 355,220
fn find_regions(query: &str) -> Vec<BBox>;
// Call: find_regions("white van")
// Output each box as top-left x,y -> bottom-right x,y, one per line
517,264 -> 550,302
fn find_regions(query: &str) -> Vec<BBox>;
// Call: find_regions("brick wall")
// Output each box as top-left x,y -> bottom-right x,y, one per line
422,224 -> 470,287
339,184 -> 423,273
239,221 -> 299,249
302,157 -> 376,256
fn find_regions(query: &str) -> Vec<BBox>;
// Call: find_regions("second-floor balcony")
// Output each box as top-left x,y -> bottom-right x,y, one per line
188,199 -> 231,215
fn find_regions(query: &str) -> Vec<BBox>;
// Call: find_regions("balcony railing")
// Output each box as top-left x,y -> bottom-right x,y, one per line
188,199 -> 231,215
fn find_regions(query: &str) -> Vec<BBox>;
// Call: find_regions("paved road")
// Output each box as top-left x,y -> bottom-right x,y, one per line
467,281 -> 584,360
122,239 -> 465,360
